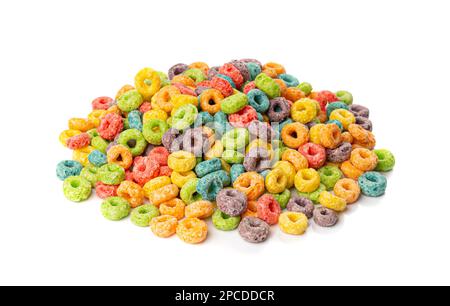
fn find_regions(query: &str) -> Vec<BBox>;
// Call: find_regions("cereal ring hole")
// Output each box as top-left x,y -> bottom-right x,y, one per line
320,210 -> 328,216
127,139 -> 137,148
221,212 -> 230,220
70,181 -> 80,188
144,79 -> 152,86
288,214 -> 301,222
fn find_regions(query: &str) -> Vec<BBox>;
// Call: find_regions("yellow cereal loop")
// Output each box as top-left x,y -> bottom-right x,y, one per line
329,109 -> 355,130
59,129 -> 81,147
282,149 -> 309,171
176,217 -> 208,244
309,124 -> 325,144
105,105 -> 122,116
273,161 -> 296,188
171,171 -> 197,188
279,212 -> 309,235
246,139 -> 274,160
294,168 -> 320,193
73,146 -> 95,166
143,109 -> 168,123
220,159 -> 232,173
88,110 -> 107,127
205,140 -> 224,160
319,191 -> 347,212
291,98 -> 318,124
265,168 -> 288,194
167,151 -> 196,172
150,85 -> 180,113
135,68 -> 161,101
170,94 -> 199,115
143,176 -> 172,198
68,118 -> 95,132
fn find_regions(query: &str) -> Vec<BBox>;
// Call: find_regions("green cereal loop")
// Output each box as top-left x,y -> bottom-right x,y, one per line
157,72 -> 170,87
336,90 -> 353,105
91,136 -> 109,153
131,204 -> 160,227
212,209 -> 241,231
221,92 -> 248,114
180,178 -> 202,204
270,189 -> 291,209
318,166 -> 343,190
222,150 -> 245,164
80,165 -> 99,187
172,104 -> 198,130
297,82 -> 313,96
254,73 -> 281,99
183,68 -> 206,84
142,119 -> 169,145
87,129 -> 99,139
117,129 -> 148,156
63,176 -> 92,202
98,164 -> 125,185
101,197 -> 130,221
117,89 -> 143,112
298,184 -> 326,204
374,149 -> 396,172
221,128 -> 249,150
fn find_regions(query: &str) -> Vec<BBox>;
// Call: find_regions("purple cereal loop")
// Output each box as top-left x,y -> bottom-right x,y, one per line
168,63 -> 189,80
195,86 -> 210,96
313,206 -> 338,227
287,196 -> 314,219
162,128 -> 182,153
240,58 -> 263,70
229,60 -> 251,83
267,97 -> 291,122
243,147 -> 272,172
208,66 -> 220,80
355,116 -> 373,131
238,217 -> 270,243
326,142 -> 352,163
216,189 -> 248,217
349,104 -> 369,118
182,128 -> 211,157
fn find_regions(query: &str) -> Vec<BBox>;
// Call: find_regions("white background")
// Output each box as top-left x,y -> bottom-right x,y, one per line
0,0 -> 449,286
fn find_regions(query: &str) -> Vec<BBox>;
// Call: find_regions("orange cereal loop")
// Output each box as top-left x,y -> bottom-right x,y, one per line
274,79 -> 287,95
263,62 -> 286,75
233,172 -> 265,201
281,149 -> 309,171
317,110 -> 328,123
171,75 -> 195,87
152,85 -> 180,113
105,105 -> 122,116
283,87 -> 306,102
189,62 -> 210,75
177,218 -> 208,244
199,88 -> 224,115
68,118 -> 95,132
350,148 -> 378,171
159,198 -> 186,220
115,84 -> 135,100
242,200 -> 258,218
150,215 -> 178,238
262,68 -> 278,78
148,184 -> 179,207
355,131 -> 376,150
334,178 -> 361,204
107,145 -> 133,170
340,160 -> 364,180
320,124 -> 342,149
185,200 -> 214,219
348,124 -> 369,143
281,122 -> 309,149
341,131 -> 354,143
117,181 -> 145,208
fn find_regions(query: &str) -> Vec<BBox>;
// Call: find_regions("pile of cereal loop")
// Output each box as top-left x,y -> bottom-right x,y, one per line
57,60 -> 395,244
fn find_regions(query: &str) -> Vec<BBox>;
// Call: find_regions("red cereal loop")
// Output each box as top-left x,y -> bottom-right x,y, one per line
98,113 -> 124,141
95,182 -> 118,199
313,91 -> 338,112
298,142 -> 327,169
92,96 -> 114,110
197,80 -> 212,88
139,102 -> 152,113
172,83 -> 197,96
219,63 -> 244,89
147,147 -> 169,166
132,156 -> 160,185
243,81 -> 256,94
210,77 -> 234,97
66,133 -> 90,150
125,170 -> 134,182
228,106 -> 258,128
159,166 -> 173,177
257,194 -> 282,225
